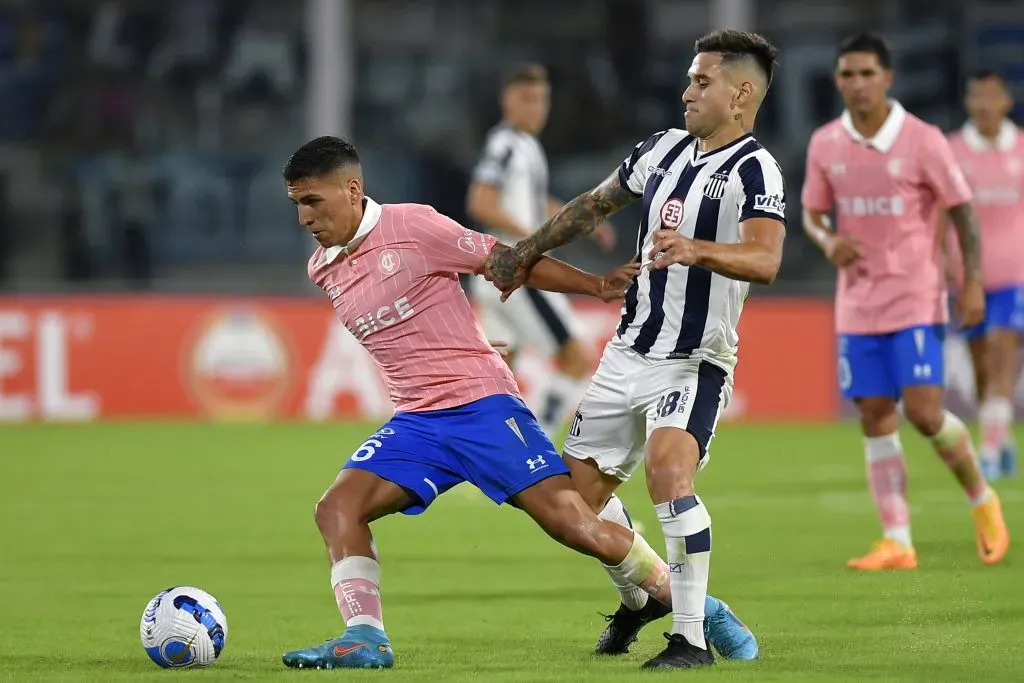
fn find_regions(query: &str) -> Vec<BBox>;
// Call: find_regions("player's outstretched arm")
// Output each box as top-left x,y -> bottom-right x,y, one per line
477,244 -> 637,303
483,170 -> 638,291
648,217 -> 784,285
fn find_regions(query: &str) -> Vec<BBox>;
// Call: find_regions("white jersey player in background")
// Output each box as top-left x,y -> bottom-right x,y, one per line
482,30 -> 784,670
467,63 -> 616,437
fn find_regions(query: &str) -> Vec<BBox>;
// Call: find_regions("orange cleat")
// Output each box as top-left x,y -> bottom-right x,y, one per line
972,490 -> 1010,566
846,539 -> 918,571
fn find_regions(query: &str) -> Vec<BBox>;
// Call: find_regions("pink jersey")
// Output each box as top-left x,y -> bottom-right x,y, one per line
944,121 -> 1024,291
802,101 -> 974,334
308,198 -> 521,413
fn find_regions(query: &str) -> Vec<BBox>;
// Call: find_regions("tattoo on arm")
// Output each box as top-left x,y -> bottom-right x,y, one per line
948,202 -> 981,281
513,172 -> 638,265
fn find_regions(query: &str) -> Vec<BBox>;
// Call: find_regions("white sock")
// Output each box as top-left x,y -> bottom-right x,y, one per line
536,372 -> 588,436
656,495 -> 711,650
330,556 -> 384,630
598,495 -> 651,611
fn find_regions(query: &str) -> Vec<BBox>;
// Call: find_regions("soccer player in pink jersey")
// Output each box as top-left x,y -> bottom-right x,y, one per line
802,33 -> 1010,571
276,136 -> 748,670
945,70 -> 1024,481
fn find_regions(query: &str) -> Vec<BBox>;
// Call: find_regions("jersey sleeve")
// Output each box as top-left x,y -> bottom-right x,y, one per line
736,153 -> 787,224
618,131 -> 666,196
920,126 -> 973,209
471,131 -> 515,188
800,130 -> 833,212
414,205 -> 498,274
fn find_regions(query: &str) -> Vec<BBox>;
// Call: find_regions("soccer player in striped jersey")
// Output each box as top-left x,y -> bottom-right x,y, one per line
482,29 -> 783,670
467,64 -> 615,438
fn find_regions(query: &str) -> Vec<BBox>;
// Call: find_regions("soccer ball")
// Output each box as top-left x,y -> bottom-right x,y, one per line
139,586 -> 228,668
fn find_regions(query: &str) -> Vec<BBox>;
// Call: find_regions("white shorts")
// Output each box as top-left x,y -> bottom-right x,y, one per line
473,278 -> 583,356
564,337 -> 733,481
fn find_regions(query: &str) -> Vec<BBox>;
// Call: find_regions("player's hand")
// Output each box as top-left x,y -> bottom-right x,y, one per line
591,223 -> 617,251
958,279 -> 986,328
823,234 -> 863,268
487,340 -> 510,357
598,258 -> 641,302
648,229 -> 697,268
481,244 -> 533,302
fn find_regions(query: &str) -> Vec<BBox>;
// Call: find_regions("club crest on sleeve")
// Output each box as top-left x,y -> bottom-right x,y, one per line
702,172 -> 729,200
660,198 -> 684,228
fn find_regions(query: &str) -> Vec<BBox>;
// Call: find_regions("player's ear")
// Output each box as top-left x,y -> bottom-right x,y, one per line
347,176 -> 363,205
733,80 -> 754,109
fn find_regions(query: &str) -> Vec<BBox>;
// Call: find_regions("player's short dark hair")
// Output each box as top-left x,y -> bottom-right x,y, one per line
503,62 -> 548,88
694,29 -> 779,87
968,69 -> 1006,84
836,32 -> 891,69
282,136 -> 360,182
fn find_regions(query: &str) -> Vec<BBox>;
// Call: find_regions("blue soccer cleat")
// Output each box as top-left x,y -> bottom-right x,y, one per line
981,457 -> 1003,482
1001,441 -> 1018,478
703,596 -> 758,661
282,625 -> 394,670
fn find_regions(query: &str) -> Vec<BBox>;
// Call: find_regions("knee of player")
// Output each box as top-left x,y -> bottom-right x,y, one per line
902,402 -> 944,436
643,445 -> 698,500
314,488 -> 359,530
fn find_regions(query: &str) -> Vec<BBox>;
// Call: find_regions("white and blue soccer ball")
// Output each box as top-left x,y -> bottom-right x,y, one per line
139,586 -> 228,668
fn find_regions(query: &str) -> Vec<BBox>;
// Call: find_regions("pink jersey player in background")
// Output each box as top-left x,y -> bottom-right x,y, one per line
944,70 -> 1024,481
801,33 -> 1009,571
275,136 -> 751,671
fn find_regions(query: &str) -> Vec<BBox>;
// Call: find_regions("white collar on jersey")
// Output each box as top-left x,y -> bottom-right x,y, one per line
840,100 -> 906,153
962,119 -> 1017,153
321,197 -> 382,265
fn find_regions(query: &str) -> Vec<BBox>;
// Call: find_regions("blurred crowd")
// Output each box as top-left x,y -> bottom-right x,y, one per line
0,0 -> 1019,293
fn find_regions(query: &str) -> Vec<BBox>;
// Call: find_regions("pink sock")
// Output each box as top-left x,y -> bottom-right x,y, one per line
331,557 -> 384,630
865,434 -> 911,545
979,397 -> 1012,463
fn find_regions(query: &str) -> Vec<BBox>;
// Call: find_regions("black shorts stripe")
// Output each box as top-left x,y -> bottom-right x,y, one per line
686,361 -> 727,460
525,287 -> 571,346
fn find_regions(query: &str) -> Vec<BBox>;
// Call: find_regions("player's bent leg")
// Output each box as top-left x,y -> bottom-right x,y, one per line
561,456 -> 673,654
283,469 -> 408,670
902,385 -> 1009,565
511,474 -> 673,607
641,426 -> 715,670
848,397 -> 917,570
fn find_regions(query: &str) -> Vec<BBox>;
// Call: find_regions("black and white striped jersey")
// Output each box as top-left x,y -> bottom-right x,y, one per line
615,129 -> 786,370
472,124 -> 549,244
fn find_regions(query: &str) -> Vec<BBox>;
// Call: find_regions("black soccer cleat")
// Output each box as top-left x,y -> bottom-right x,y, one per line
594,599 -> 672,655
641,633 -> 716,670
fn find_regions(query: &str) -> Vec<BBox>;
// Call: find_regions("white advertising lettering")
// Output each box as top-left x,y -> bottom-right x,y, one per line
0,311 -> 98,421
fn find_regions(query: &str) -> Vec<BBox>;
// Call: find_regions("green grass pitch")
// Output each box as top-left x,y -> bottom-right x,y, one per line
1,422 -> 1021,682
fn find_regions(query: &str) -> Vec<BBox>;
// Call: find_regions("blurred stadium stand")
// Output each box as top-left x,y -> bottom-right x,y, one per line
0,0 -> 1022,295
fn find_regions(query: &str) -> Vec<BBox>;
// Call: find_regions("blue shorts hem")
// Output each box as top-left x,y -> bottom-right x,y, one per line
498,464 -> 571,505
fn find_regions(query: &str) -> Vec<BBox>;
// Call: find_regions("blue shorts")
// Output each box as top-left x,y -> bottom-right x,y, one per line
838,324 -> 946,400
342,394 -> 566,515
961,285 -> 1024,342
